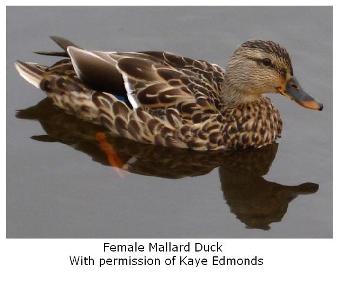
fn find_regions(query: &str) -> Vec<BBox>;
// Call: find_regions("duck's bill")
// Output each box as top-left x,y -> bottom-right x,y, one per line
278,77 -> 323,111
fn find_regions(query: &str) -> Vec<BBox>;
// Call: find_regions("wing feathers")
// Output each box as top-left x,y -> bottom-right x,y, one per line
67,47 -> 126,95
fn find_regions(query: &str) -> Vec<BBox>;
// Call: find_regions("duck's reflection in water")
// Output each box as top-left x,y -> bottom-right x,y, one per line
219,145 -> 318,230
17,98 -> 319,230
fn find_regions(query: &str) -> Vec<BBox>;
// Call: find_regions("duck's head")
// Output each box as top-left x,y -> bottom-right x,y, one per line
224,40 -> 322,111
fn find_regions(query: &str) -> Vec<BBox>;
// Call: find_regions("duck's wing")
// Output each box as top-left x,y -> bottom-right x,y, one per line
66,47 -> 225,113
34,36 -> 225,114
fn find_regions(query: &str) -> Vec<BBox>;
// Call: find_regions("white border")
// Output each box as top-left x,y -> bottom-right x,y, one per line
2,0 -> 336,279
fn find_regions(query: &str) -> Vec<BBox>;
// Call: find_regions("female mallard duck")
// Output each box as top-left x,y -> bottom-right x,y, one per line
15,36 -> 322,151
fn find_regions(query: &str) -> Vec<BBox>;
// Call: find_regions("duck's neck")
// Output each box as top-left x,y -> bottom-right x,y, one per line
220,73 -> 261,107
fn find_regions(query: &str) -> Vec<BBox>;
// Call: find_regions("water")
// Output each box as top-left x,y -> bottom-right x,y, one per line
6,7 -> 332,238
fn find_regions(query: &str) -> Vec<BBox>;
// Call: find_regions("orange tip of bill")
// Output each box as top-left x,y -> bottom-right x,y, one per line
298,100 -> 323,111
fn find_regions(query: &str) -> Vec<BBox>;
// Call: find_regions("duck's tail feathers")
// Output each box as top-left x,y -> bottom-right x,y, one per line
34,36 -> 80,57
15,60 -> 46,88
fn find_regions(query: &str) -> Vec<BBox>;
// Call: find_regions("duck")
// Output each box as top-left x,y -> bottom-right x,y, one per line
15,36 -> 323,151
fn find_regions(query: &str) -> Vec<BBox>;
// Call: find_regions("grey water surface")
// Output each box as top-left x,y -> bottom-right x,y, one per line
6,6 -> 332,238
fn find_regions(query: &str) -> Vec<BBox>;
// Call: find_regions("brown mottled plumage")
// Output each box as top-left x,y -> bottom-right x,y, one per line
15,36 -> 322,151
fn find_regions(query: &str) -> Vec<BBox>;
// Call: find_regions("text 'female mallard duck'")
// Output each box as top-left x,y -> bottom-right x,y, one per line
15,36 -> 323,151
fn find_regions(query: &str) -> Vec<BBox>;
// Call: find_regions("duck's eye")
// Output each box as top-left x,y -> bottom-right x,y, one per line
262,58 -> 272,67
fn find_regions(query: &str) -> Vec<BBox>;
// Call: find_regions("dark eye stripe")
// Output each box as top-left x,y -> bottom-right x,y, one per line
248,57 -> 288,78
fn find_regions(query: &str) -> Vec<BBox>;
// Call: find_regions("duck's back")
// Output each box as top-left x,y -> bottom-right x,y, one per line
66,47 -> 226,113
